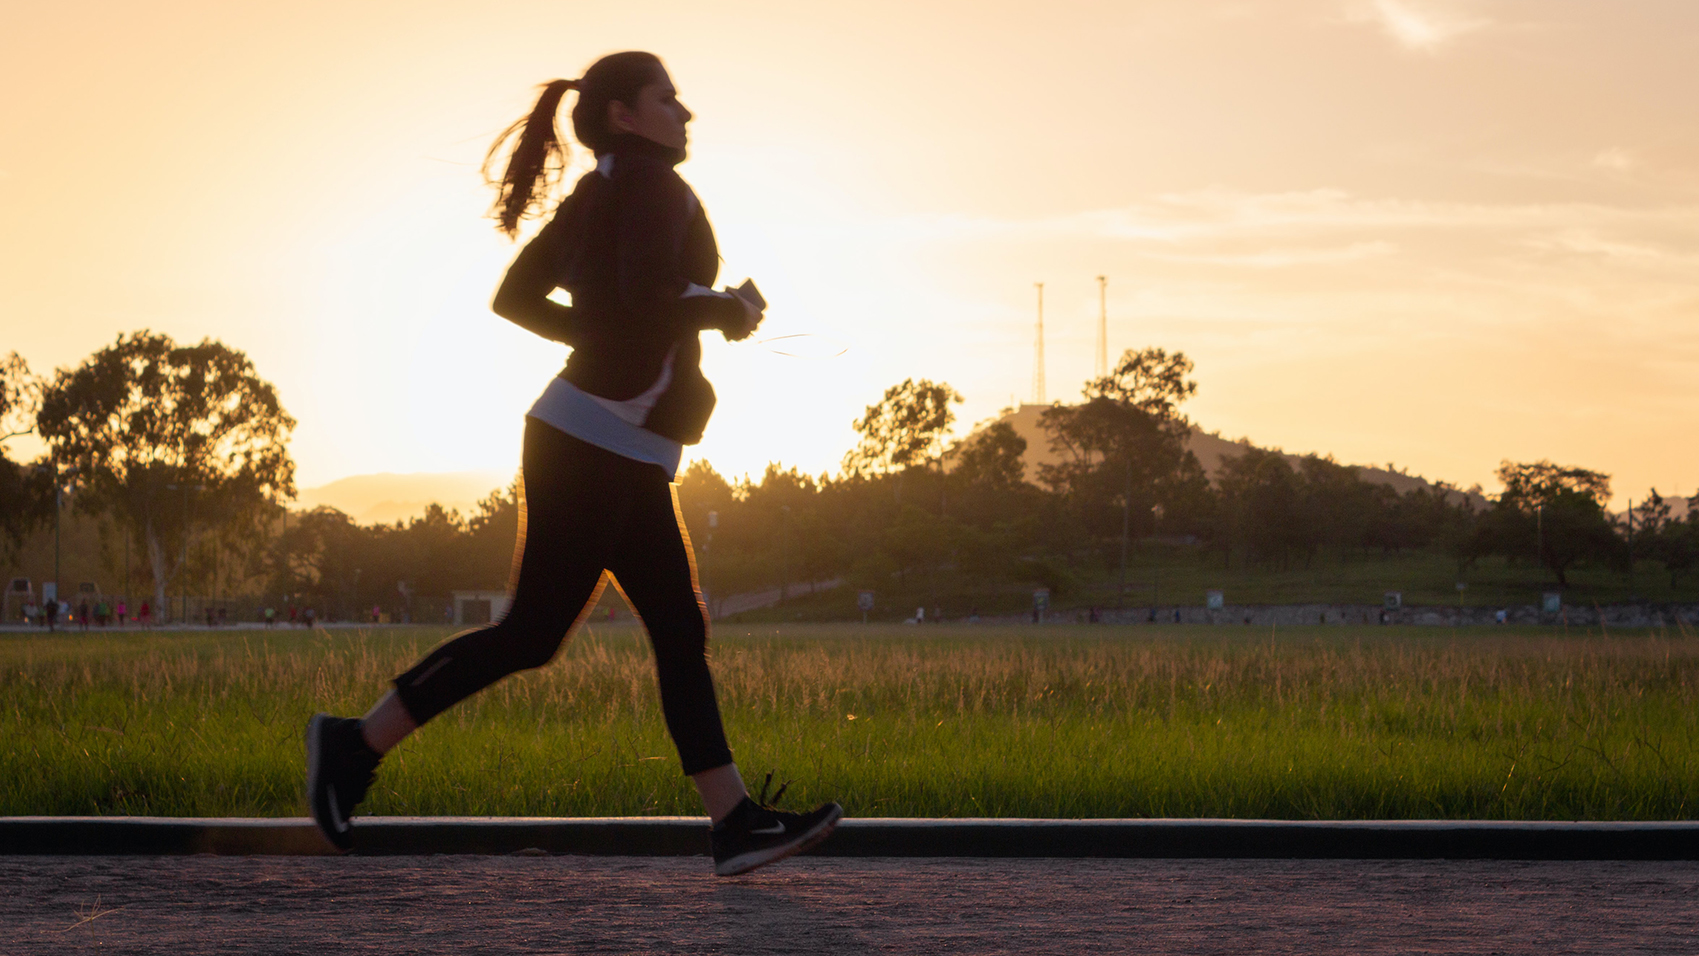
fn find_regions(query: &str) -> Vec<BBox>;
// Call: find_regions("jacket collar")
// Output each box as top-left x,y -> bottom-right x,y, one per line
601,132 -> 686,168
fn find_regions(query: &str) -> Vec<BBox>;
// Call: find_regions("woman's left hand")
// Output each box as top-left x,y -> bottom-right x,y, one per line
723,295 -> 763,342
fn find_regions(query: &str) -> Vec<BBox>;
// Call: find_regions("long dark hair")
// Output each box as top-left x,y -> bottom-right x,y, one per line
484,51 -> 664,238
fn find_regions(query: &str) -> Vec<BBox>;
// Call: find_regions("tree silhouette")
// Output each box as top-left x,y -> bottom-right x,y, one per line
37,332 -> 296,618
0,352 -> 52,554
842,378 -> 962,476
1486,460 -> 1623,588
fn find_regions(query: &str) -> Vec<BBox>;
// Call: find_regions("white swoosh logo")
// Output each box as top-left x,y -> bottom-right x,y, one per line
751,823 -> 785,835
331,790 -> 351,832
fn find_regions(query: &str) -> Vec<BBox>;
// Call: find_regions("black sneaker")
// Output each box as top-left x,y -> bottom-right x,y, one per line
710,776 -> 843,876
306,713 -> 381,852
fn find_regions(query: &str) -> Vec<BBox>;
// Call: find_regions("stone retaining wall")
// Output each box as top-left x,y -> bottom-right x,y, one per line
983,603 -> 1699,628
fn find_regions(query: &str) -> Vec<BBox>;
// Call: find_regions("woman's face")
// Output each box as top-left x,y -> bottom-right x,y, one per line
609,69 -> 692,150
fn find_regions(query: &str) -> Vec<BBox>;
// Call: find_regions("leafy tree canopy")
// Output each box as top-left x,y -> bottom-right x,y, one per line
0,352 -> 39,455
1495,460 -> 1611,512
36,331 -> 297,615
843,378 -> 962,475
1083,347 -> 1197,426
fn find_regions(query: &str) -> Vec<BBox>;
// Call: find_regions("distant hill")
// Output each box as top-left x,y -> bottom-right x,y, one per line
989,404 -> 1489,508
295,471 -> 511,526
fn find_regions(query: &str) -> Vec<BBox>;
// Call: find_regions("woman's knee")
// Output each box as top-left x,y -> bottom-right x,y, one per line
484,614 -> 572,672
646,612 -> 709,665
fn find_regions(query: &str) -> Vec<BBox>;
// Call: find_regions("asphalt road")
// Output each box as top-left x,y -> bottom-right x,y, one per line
4,855 -> 1696,954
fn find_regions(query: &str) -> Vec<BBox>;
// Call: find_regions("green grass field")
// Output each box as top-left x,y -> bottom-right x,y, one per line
2,623 -> 1695,820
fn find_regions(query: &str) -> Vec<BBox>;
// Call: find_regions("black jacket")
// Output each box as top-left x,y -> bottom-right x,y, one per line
493,134 -> 746,445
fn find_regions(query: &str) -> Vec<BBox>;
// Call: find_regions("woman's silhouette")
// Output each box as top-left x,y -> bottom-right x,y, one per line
307,51 -> 840,876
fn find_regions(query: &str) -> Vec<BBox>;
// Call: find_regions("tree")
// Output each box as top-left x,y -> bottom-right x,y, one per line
1486,460 -> 1624,588
37,332 -> 297,618
1038,347 -> 1202,562
950,420 -> 1028,490
1214,447 -> 1306,567
842,378 -> 962,476
1636,490 -> 1699,588
0,352 -> 38,450
1083,346 -> 1198,422
0,353 -> 52,554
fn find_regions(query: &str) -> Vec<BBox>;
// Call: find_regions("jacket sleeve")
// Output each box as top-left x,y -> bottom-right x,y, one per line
490,208 -> 591,345
614,162 -> 749,338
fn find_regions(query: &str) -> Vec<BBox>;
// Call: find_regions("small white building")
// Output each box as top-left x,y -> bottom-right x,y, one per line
451,590 -> 510,626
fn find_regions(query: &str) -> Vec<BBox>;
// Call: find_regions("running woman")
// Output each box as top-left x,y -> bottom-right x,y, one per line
306,51 -> 841,876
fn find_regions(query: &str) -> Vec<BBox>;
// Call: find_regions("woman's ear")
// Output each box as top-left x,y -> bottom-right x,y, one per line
607,99 -> 636,134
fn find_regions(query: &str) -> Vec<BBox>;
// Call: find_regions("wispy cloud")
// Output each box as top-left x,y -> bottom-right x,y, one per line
1347,0 -> 1490,52
1525,229 -> 1699,266
1592,148 -> 1636,172
1141,241 -> 1398,268
866,189 -> 1699,250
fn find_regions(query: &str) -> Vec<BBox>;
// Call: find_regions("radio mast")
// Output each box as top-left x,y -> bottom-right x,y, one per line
1096,275 -> 1108,379
1033,282 -> 1046,405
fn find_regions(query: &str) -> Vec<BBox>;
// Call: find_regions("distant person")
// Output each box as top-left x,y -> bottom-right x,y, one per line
264,607 -> 276,628
138,601 -> 150,626
306,52 -> 840,876
78,599 -> 91,631
116,600 -> 127,626
304,607 -> 317,629
44,599 -> 58,632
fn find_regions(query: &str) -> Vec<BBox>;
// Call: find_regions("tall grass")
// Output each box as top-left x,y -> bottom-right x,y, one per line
1,624 -> 1694,819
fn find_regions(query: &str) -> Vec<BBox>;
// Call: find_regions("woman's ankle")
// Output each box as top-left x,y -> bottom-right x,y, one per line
359,691 -> 417,755
692,763 -> 749,824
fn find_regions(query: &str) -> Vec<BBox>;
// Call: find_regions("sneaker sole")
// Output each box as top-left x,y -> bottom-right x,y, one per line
714,804 -> 843,877
305,713 -> 352,853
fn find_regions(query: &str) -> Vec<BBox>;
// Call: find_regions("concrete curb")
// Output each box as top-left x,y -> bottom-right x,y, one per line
3,817 -> 1698,860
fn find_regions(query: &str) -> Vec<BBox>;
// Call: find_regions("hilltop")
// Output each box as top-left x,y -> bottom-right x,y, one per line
991,404 -> 1490,509
295,471 -> 510,526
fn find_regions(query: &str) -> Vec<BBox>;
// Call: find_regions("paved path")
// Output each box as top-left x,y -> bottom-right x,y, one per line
4,856 -> 1697,954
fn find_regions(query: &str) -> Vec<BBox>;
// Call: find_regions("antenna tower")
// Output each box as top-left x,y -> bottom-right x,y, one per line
1033,282 -> 1046,404
1096,275 -> 1108,379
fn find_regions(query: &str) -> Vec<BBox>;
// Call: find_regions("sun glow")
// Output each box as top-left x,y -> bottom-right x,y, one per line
4,0 -> 1698,505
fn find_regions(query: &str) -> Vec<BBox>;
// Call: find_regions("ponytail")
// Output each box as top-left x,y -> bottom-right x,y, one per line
484,53 -> 664,239
484,79 -> 577,239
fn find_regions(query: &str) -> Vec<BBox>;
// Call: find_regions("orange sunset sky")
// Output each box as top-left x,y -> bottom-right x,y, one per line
4,1 -> 1696,504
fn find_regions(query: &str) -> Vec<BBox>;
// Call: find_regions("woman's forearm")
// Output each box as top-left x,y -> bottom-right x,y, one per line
492,220 -> 586,344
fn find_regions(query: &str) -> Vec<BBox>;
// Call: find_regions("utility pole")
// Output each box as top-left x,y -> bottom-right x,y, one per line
1118,459 -> 1131,603
1033,282 -> 1046,405
1150,503 -> 1164,612
1536,503 -> 1544,583
52,460 -> 62,607
45,461 -> 76,611
280,505 -> 288,607
704,510 -> 717,619
1096,275 -> 1108,380
779,505 -> 791,605
1627,497 -> 1635,600
167,481 -> 206,624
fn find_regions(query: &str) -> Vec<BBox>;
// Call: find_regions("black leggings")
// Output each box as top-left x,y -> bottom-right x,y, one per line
391,419 -> 732,775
